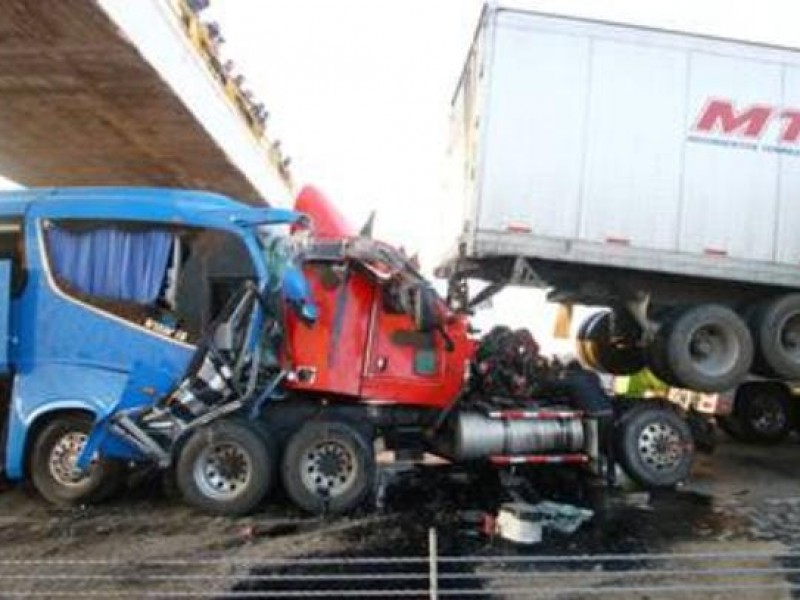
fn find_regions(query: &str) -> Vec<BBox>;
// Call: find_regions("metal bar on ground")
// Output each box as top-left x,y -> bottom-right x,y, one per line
429,526 -> 439,600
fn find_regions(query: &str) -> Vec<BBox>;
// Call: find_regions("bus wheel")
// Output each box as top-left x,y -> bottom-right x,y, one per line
30,413 -> 123,505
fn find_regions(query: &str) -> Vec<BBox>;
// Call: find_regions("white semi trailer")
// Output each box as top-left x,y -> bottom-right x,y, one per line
442,4 -> 800,404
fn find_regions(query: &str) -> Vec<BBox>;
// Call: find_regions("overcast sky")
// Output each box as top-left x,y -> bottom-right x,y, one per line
208,0 -> 800,254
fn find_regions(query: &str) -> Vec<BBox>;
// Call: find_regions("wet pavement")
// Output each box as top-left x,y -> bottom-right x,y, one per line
2,434 -> 800,597
227,437 -> 800,598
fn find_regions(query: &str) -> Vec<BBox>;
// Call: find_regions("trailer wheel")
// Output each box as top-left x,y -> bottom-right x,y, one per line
646,311 -> 683,387
30,414 -> 123,505
577,311 -> 644,375
616,403 -> 694,489
749,295 -> 800,379
726,383 -> 791,444
281,420 -> 375,515
176,419 -> 274,516
657,304 -> 752,392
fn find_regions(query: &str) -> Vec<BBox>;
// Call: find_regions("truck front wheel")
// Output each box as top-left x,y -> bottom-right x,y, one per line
615,403 -> 694,489
30,414 -> 123,505
281,420 -> 375,515
176,419 -> 275,516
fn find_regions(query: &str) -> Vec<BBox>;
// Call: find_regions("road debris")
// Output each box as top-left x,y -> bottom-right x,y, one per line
493,500 -> 594,543
496,503 -> 543,544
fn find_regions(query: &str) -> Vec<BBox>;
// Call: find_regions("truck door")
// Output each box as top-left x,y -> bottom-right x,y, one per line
284,265 -> 374,397
360,286 -> 450,408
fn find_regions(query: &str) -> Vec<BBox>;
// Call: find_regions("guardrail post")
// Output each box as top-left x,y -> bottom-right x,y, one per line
429,527 -> 439,600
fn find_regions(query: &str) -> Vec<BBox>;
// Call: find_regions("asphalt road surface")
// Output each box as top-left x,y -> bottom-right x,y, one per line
1,433 -> 799,598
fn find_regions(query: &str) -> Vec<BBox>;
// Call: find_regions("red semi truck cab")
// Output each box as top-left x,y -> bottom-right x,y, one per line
285,185 -> 473,409
285,258 -> 474,409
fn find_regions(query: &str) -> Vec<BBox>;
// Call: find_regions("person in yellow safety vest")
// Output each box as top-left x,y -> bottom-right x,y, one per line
614,368 -> 669,398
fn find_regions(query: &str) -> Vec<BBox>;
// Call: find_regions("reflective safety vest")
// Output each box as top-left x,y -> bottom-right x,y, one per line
614,369 -> 668,397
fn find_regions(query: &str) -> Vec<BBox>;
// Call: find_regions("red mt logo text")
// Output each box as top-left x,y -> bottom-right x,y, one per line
695,99 -> 800,143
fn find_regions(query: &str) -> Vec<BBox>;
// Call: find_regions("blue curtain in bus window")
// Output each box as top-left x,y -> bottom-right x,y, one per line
46,225 -> 173,304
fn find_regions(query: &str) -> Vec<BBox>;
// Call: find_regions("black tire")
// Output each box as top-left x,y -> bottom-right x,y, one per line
576,312 -> 602,369
578,311 -> 645,375
659,304 -> 753,392
30,414 -> 123,505
749,295 -> 800,379
615,402 -> 694,489
176,419 -> 274,516
728,383 -> 791,444
281,420 -> 375,515
646,311 -> 682,387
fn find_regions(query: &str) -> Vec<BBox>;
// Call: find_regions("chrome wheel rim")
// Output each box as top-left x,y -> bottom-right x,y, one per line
300,440 -> 357,498
638,421 -> 684,471
49,432 -> 90,487
193,442 -> 252,501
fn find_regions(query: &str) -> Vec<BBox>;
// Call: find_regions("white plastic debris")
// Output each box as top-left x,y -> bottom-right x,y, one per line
495,500 -> 594,543
495,503 -> 543,544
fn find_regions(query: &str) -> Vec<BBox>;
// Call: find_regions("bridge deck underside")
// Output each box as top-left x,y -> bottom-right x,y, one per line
0,0 -> 263,203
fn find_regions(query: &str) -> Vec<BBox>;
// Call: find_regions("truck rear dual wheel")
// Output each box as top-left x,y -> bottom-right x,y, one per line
576,311 -> 645,375
281,420 -> 375,515
615,403 -> 694,489
748,294 -> 800,379
30,414 -> 124,505
647,305 -> 753,392
176,419 -> 275,516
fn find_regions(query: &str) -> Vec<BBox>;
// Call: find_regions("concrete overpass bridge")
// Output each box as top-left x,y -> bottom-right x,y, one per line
0,0 -> 291,205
